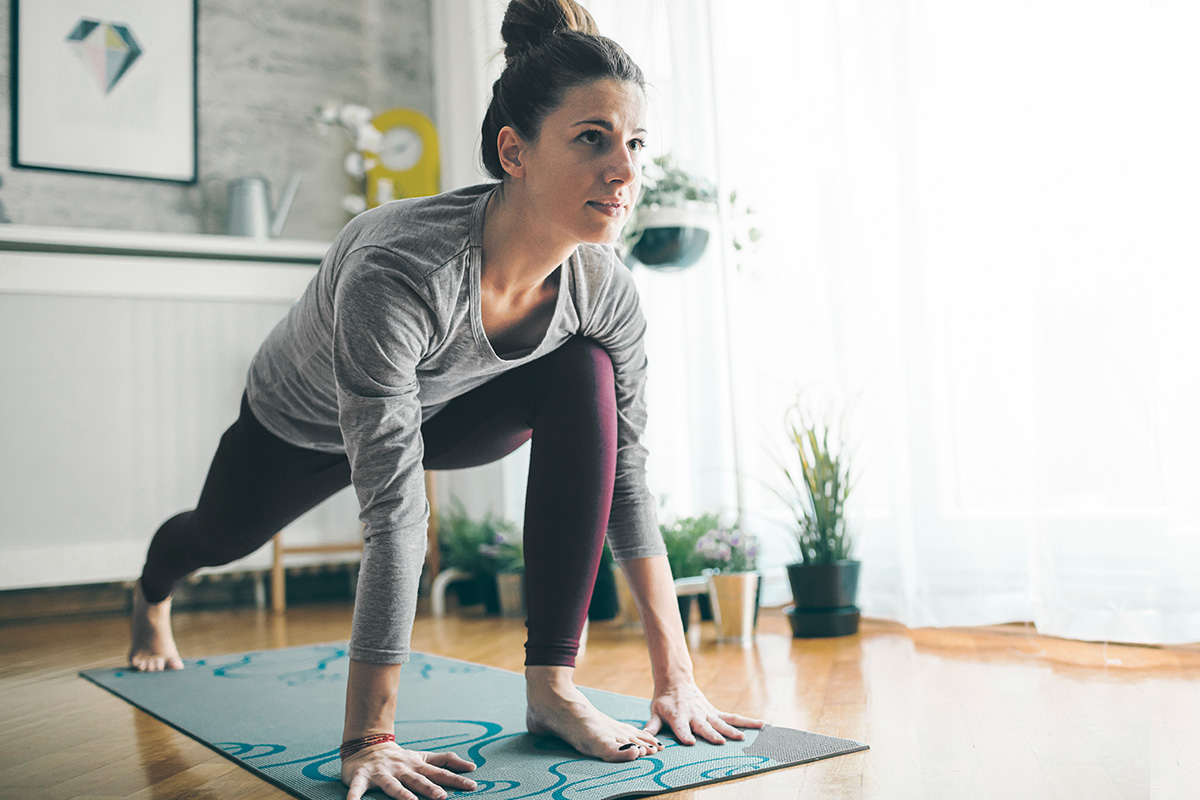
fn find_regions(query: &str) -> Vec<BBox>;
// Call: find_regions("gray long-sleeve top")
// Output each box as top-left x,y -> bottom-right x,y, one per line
245,183 -> 664,663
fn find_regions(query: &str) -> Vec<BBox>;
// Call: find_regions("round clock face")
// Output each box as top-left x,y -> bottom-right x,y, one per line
379,127 -> 423,172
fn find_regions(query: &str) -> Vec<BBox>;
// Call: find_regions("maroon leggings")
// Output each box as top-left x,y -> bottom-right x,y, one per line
139,336 -> 618,667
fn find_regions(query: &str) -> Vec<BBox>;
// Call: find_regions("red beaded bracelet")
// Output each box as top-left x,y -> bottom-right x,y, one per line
340,733 -> 396,760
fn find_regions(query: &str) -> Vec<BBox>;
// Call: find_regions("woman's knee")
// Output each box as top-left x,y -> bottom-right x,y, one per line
544,337 -> 615,393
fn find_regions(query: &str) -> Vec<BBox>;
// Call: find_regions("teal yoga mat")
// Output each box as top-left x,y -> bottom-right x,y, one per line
81,643 -> 868,799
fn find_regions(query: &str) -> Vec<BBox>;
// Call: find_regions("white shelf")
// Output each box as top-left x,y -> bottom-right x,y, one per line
0,223 -> 330,264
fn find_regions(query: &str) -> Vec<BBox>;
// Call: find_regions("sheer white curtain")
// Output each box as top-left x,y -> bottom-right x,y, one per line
707,0 -> 1200,644
433,0 -> 1200,644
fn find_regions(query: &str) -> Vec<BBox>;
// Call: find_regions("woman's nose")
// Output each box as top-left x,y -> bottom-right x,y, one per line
606,146 -> 638,184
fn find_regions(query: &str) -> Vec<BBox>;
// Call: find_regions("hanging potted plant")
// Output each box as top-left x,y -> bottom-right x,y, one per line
773,396 -> 862,637
623,153 -> 719,272
696,524 -> 761,642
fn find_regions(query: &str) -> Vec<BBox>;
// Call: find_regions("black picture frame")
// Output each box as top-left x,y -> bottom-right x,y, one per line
9,0 -> 198,184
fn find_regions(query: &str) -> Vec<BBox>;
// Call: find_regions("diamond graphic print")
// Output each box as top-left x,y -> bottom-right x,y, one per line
67,17 -> 142,95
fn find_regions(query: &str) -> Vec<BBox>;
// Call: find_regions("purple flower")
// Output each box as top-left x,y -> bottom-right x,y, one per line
694,524 -> 758,571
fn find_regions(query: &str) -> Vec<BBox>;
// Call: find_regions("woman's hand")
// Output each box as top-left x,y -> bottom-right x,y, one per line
642,681 -> 766,746
342,741 -> 478,800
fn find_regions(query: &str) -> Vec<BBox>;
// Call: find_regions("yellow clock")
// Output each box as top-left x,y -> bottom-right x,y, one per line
364,108 -> 440,207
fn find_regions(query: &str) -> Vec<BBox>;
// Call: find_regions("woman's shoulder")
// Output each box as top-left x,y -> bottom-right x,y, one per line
570,243 -> 639,320
572,242 -> 625,285
335,184 -> 495,277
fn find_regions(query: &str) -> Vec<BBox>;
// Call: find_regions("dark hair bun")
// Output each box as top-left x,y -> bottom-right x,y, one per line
501,0 -> 600,67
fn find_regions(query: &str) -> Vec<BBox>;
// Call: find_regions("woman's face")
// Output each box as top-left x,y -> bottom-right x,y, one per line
506,78 -> 648,246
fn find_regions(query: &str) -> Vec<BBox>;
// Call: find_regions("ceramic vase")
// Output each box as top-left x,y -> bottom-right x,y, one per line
496,571 -> 524,618
706,571 -> 761,643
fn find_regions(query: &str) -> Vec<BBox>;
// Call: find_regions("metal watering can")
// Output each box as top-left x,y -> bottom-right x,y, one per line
226,172 -> 302,238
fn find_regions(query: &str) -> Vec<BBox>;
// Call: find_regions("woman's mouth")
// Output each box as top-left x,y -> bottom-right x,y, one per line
587,201 -> 625,218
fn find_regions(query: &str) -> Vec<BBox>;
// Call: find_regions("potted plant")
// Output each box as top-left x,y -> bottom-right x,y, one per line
774,397 -> 862,637
623,153 -> 719,272
435,498 -> 523,615
696,524 -> 761,642
659,512 -> 721,632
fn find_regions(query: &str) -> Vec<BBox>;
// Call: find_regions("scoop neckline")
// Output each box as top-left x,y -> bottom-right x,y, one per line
468,185 -> 570,363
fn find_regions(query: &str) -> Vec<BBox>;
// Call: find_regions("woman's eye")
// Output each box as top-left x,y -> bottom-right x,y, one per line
578,130 -> 647,152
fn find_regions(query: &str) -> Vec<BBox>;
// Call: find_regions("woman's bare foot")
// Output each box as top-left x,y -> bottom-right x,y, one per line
128,580 -> 184,671
525,666 -> 663,761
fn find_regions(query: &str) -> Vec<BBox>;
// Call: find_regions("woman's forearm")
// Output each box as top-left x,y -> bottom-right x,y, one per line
617,555 -> 695,692
344,658 -> 403,740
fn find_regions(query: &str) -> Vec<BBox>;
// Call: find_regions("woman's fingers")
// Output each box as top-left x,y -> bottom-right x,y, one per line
377,773 -> 418,800
400,770 -> 448,799
648,689 -> 766,750
423,749 -> 478,775
342,744 -> 480,800
710,716 -> 746,740
416,763 -> 479,792
693,717 -> 726,745
665,713 -> 697,745
346,773 -> 371,800
719,711 -> 766,729
663,713 -> 761,746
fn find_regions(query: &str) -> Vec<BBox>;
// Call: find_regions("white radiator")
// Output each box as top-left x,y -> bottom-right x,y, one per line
0,229 -> 361,590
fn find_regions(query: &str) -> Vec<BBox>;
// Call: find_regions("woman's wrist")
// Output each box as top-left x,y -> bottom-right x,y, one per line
653,666 -> 696,695
618,555 -> 698,693
646,628 -> 696,693
340,733 -> 396,760
343,658 -> 403,742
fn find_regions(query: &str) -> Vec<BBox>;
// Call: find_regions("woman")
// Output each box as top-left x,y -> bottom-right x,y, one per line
128,1 -> 764,797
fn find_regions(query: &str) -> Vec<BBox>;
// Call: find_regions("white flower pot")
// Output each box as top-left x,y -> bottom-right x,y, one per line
496,571 -> 525,618
706,571 -> 761,643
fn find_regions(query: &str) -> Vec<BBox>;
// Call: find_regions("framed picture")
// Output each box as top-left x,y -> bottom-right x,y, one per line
9,0 -> 198,184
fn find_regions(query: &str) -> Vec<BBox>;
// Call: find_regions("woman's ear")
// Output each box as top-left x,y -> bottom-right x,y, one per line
496,126 -> 527,179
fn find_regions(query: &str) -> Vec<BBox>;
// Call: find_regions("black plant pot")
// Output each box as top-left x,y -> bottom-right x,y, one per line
588,549 -> 620,621
678,595 -> 694,633
478,573 -> 500,615
452,574 -> 501,615
785,560 -> 862,638
786,560 -> 861,608
451,577 -> 481,607
785,605 -> 861,638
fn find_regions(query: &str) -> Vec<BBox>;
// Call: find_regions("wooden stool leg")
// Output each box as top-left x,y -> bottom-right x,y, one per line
271,533 -> 286,613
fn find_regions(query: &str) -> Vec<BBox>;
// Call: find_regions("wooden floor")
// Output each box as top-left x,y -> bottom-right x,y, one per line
1,601 -> 1198,799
